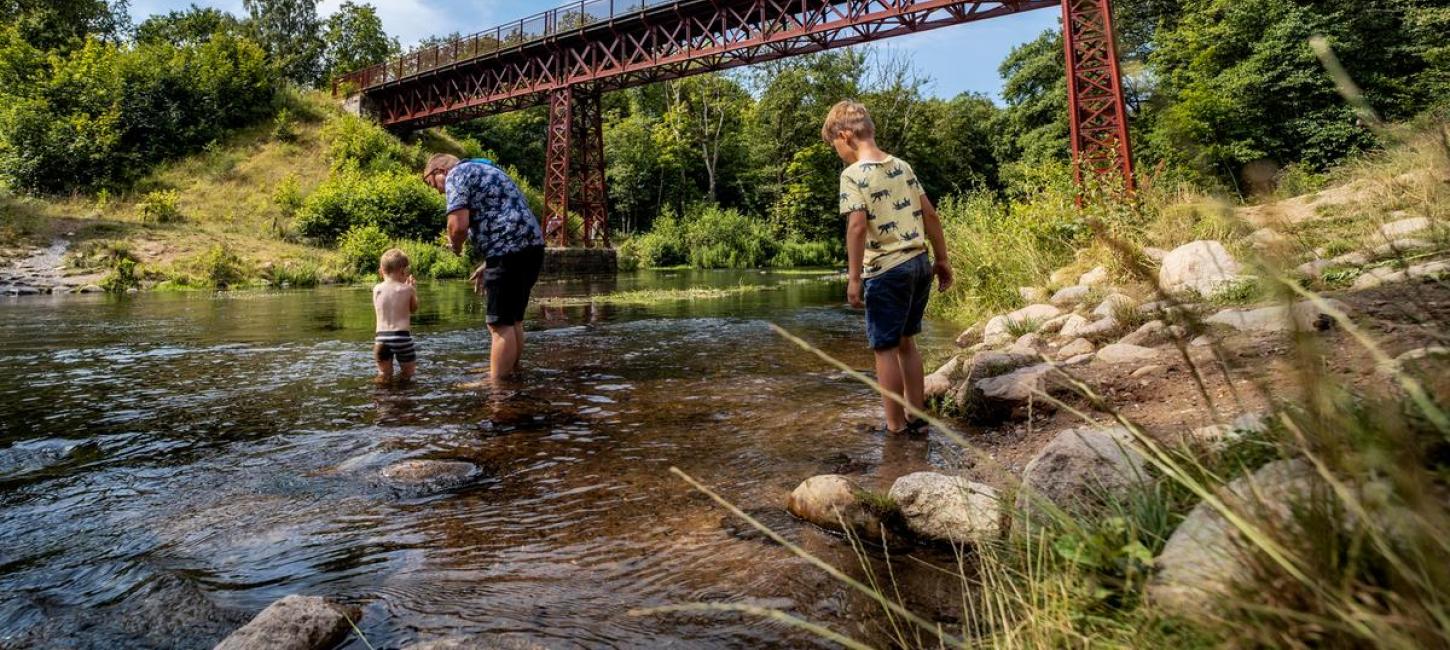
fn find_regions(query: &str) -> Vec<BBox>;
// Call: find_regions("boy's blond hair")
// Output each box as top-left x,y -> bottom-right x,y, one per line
821,100 -> 876,143
380,248 -> 410,275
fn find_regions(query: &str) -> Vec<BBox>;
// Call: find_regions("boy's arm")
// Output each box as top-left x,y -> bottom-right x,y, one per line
846,210 -> 869,308
920,194 -> 954,291
408,284 -> 418,314
447,209 -> 470,255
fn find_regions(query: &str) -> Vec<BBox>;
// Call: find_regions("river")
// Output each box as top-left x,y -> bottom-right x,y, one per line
0,269 -> 967,649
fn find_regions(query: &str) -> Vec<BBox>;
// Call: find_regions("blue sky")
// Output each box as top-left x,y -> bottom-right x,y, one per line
127,0 -> 1061,101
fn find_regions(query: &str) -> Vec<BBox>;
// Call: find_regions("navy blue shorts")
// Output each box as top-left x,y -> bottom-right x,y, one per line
864,253 -> 932,350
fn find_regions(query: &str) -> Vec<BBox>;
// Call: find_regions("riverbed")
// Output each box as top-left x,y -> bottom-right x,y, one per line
0,269 -> 966,648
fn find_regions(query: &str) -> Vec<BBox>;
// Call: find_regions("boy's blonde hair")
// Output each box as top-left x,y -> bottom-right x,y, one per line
380,248 -> 410,275
821,100 -> 876,143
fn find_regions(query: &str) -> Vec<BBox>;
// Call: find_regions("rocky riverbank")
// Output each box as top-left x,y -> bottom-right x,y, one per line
0,238 -> 105,295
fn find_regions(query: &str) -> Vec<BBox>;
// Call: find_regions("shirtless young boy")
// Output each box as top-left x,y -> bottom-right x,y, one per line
373,249 -> 419,382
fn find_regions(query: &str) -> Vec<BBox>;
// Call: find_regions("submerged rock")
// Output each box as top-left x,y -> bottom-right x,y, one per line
405,635 -> 550,650
1148,460 -> 1319,617
1016,426 -> 1149,523
888,472 -> 1001,543
380,460 -> 480,488
1159,240 -> 1241,297
214,595 -> 356,650
786,475 -> 860,532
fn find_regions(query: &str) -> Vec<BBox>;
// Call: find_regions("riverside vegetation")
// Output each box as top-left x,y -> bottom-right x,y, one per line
3,0 -> 1450,648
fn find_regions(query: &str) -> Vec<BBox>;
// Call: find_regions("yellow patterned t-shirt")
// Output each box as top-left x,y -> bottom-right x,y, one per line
838,156 -> 927,278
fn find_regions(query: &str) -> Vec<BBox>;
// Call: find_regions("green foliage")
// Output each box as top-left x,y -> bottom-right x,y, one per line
0,0 -> 127,53
190,243 -> 249,288
243,0 -> 323,86
393,238 -> 470,279
100,257 -> 139,293
320,112 -> 421,173
337,223 -> 390,274
271,107 -> 298,142
294,169 -> 444,244
0,28 -> 277,194
272,173 -> 303,217
264,258 -> 322,287
137,189 -> 183,223
770,239 -> 842,268
136,5 -> 243,47
321,1 -> 398,81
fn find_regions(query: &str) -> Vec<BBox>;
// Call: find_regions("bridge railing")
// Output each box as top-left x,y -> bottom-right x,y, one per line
337,0 -> 678,92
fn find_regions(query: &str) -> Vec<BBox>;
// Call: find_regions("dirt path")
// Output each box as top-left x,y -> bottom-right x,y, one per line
1,239 -> 104,295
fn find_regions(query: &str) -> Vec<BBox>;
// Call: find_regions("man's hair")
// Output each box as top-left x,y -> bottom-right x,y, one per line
821,100 -> 876,143
424,153 -> 460,179
380,248 -> 410,274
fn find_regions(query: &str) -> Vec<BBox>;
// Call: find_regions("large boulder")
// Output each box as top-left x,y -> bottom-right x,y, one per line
976,363 -> 1058,404
1377,216 -> 1431,240
1096,343 -> 1159,365
888,472 -> 1002,543
1050,285 -> 1093,307
214,595 -> 356,650
1205,299 -> 1347,334
1159,240 -> 1241,297
1148,460 -> 1318,617
1056,337 -> 1095,360
1015,426 -> 1149,521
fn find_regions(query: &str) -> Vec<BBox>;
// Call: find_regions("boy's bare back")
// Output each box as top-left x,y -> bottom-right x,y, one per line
373,278 -> 416,332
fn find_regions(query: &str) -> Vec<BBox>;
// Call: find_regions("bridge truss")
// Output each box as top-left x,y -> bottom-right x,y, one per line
341,0 -> 1134,247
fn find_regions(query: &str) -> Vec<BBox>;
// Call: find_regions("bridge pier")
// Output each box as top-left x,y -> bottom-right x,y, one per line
1062,0 -> 1135,190
543,86 -> 610,249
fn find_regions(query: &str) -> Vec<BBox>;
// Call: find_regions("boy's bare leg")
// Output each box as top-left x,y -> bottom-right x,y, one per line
874,347 -> 908,432
489,324 -> 521,385
896,336 -> 925,417
399,361 -> 416,382
374,345 -> 393,382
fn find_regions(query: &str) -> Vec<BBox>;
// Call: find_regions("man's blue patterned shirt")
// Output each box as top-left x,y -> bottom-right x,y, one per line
445,161 -> 545,259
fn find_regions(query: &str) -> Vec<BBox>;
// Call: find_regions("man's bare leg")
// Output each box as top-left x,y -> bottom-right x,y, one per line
874,346 -> 908,432
489,324 -> 520,385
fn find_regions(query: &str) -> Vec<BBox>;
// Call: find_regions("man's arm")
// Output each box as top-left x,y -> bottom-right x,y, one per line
846,210 -> 869,308
447,209 -> 470,255
919,194 -> 954,291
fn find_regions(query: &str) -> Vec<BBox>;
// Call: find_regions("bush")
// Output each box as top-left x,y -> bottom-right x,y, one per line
320,112 -> 421,173
190,243 -> 249,288
271,107 -> 297,142
393,238 -> 471,279
771,239 -> 842,268
338,224 -> 391,274
137,189 -> 183,223
0,31 -> 277,194
295,169 -> 445,244
265,258 -> 321,287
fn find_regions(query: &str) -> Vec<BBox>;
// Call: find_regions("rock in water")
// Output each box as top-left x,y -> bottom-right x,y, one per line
214,595 -> 356,650
380,460 -> 479,487
888,472 -> 1001,543
1016,426 -> 1149,522
1159,240 -> 1241,297
1096,343 -> 1158,365
1148,460 -> 1318,617
786,475 -> 860,531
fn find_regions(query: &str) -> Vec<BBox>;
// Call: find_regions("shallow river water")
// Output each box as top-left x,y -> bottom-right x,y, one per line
0,269 -> 966,649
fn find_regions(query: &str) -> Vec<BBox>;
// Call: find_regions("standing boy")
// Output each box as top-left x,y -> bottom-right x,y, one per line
373,248 -> 419,382
823,100 -> 954,433
423,153 -> 546,385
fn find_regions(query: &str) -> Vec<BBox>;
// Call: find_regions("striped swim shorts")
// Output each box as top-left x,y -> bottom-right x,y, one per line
374,331 -> 416,364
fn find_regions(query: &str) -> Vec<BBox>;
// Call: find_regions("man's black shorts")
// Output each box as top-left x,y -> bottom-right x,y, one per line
483,245 -> 544,326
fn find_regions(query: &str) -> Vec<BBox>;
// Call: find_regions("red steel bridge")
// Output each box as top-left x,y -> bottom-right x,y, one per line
338,0 -> 1134,248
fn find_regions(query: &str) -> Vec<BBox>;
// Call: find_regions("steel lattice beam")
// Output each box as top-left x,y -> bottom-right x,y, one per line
1061,0 -> 1134,190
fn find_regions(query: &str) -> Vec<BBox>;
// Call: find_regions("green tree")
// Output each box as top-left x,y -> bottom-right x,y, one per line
1147,0 -> 1446,187
243,0 -> 323,86
0,0 -> 128,52
990,29 -> 1069,175
321,1 -> 398,80
136,5 -> 242,47
658,74 -> 751,203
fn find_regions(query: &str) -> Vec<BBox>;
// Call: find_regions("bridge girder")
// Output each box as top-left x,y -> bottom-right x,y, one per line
342,0 -> 1134,246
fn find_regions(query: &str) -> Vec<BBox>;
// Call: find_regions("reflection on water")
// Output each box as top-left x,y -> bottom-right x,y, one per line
0,269 -> 966,649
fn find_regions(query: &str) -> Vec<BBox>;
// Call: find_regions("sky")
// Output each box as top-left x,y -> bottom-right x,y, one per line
127,0 -> 1061,100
